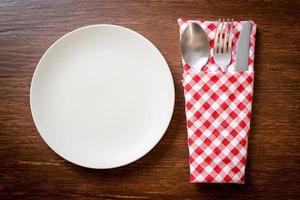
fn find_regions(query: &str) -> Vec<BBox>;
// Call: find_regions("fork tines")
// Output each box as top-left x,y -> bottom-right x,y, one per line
214,18 -> 234,53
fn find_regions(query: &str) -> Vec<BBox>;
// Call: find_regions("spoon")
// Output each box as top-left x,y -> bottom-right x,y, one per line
180,22 -> 210,71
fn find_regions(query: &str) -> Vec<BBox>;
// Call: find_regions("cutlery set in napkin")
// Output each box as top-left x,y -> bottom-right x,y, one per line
178,19 -> 257,183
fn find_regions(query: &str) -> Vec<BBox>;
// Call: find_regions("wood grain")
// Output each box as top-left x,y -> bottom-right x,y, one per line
0,0 -> 299,199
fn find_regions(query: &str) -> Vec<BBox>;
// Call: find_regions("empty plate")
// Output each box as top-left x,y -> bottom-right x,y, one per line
30,25 -> 175,168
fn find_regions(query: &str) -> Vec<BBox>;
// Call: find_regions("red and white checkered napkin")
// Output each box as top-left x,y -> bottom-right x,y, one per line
178,19 -> 257,184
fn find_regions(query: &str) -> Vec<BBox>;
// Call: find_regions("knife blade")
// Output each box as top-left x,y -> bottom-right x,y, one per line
235,22 -> 252,71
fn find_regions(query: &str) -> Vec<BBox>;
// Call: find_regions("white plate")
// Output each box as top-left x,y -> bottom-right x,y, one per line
30,25 -> 174,169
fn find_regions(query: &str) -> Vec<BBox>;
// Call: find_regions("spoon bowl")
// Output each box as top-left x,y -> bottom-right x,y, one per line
181,22 -> 210,71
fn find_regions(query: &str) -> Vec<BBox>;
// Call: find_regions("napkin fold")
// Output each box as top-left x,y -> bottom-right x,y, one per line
178,19 -> 257,184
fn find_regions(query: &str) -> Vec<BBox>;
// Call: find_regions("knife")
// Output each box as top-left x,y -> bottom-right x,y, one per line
235,22 -> 252,71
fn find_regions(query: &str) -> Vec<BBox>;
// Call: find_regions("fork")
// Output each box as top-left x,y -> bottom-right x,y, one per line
213,19 -> 234,71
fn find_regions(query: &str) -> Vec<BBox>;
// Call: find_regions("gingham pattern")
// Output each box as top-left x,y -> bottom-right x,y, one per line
178,19 -> 257,183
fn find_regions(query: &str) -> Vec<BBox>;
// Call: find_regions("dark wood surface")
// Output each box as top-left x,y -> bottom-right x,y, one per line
0,0 -> 299,199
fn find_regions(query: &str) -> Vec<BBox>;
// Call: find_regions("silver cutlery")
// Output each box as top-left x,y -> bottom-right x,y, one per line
180,22 -> 210,71
213,19 -> 234,71
235,21 -> 252,71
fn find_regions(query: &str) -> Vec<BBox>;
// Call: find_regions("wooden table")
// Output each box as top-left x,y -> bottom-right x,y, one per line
0,0 -> 299,199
